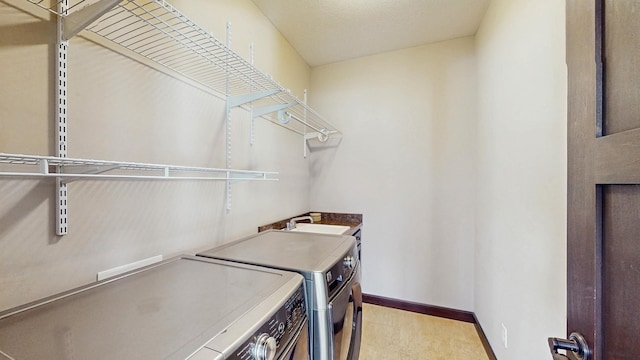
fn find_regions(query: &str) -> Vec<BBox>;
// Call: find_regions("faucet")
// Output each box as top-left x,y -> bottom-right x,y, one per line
287,216 -> 314,230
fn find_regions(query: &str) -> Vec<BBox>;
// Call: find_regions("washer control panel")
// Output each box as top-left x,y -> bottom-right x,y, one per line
228,285 -> 306,360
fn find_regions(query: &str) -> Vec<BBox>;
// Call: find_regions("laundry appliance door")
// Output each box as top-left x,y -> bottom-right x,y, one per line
330,277 -> 362,360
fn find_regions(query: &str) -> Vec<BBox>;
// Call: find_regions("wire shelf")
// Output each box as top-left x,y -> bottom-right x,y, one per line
0,153 -> 278,181
21,0 -> 341,137
80,0 -> 340,137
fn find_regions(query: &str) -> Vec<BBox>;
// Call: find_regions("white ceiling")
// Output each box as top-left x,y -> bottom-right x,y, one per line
251,0 -> 490,67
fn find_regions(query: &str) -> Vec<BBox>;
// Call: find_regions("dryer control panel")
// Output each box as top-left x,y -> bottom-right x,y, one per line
326,245 -> 359,299
228,285 -> 306,360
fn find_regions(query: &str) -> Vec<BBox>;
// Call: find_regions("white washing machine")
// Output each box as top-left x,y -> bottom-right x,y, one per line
0,255 -> 308,360
197,230 -> 362,360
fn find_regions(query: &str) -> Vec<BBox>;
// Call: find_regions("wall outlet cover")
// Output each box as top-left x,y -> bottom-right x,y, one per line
501,323 -> 508,348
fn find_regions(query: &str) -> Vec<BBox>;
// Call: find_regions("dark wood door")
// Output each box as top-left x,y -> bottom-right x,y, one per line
565,0 -> 640,359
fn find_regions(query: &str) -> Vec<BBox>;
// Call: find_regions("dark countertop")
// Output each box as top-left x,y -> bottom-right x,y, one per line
258,212 -> 362,236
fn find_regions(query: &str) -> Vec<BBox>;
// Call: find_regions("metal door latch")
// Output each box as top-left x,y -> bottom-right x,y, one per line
548,332 -> 591,360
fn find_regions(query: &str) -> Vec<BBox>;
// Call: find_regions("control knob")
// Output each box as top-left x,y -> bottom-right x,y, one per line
343,255 -> 355,269
253,333 -> 277,360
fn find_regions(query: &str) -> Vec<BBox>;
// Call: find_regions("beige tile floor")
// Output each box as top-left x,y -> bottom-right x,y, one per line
359,304 -> 490,360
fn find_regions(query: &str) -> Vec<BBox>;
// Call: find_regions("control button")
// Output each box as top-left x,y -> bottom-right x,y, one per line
278,322 -> 285,334
253,333 -> 277,360
326,271 -> 332,282
343,255 -> 355,269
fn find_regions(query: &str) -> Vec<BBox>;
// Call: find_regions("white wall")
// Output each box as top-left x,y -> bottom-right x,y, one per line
474,0 -> 567,358
309,38 -> 477,311
1,2 -> 570,357
0,0 -> 311,312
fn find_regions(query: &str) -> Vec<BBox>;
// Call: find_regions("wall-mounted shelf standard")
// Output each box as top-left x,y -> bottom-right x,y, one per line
0,153 -> 278,181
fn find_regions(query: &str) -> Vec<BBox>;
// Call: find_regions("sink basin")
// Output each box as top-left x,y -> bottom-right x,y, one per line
289,223 -> 351,235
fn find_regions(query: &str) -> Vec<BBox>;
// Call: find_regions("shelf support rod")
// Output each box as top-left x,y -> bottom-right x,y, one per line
287,112 -> 327,136
62,0 -> 121,40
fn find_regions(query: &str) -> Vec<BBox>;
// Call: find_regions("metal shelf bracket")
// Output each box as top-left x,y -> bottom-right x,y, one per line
59,164 -> 120,182
253,103 -> 295,119
62,0 -> 120,40
228,90 -> 280,108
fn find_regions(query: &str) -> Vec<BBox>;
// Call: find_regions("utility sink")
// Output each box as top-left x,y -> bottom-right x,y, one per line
289,223 -> 351,235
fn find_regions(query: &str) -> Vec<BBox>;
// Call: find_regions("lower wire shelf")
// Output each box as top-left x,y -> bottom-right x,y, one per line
0,153 -> 278,181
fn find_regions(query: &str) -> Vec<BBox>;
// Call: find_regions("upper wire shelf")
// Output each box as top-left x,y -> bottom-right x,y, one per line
0,153 -> 278,181
25,0 -> 341,138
